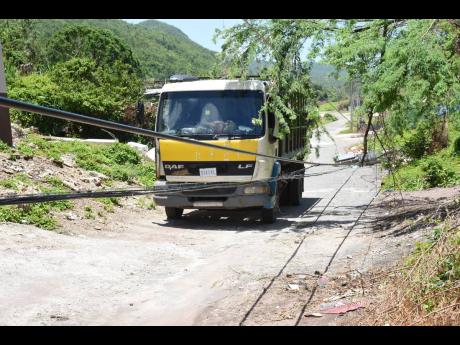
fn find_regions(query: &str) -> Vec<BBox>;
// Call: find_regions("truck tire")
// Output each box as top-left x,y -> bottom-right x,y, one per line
261,208 -> 276,224
289,179 -> 302,206
165,207 -> 183,219
279,181 -> 290,206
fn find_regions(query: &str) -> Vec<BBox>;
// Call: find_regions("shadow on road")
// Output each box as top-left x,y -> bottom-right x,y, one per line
152,197 -> 322,232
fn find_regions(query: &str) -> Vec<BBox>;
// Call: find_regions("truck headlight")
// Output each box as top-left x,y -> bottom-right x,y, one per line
244,185 -> 269,194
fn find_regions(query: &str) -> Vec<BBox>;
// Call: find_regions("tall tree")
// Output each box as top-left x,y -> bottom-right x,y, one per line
215,20 -> 322,139
46,25 -> 143,77
0,19 -> 44,71
216,19 -> 460,160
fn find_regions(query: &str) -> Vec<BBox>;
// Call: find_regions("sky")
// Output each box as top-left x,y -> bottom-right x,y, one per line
123,19 -> 243,52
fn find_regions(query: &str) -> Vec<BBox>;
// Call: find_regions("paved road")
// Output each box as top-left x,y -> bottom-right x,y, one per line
0,115 -> 383,325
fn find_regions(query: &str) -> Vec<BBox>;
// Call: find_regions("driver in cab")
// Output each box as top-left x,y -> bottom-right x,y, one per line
199,103 -> 236,134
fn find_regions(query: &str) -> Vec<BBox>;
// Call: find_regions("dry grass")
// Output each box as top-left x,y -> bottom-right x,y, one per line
349,202 -> 460,326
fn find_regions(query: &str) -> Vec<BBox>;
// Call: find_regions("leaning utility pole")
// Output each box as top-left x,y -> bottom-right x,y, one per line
0,41 -> 13,146
349,80 -> 354,131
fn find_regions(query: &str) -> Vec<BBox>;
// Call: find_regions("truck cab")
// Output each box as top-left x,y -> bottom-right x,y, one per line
153,77 -> 308,223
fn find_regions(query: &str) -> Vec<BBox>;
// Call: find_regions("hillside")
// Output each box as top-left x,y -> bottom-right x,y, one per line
33,19 -> 217,79
0,127 -> 157,231
248,60 -> 347,86
310,63 -> 347,89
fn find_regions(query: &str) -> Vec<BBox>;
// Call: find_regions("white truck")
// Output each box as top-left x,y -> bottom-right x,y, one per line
152,76 -> 310,223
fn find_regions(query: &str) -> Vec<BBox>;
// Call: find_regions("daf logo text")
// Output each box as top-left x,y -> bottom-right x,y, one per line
164,164 -> 185,170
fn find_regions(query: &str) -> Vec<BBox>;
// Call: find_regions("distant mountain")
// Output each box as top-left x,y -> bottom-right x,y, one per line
33,19 -> 217,79
310,63 -> 348,89
137,20 -> 190,40
247,60 -> 348,90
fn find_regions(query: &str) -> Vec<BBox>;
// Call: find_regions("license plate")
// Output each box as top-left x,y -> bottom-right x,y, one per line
193,201 -> 224,207
199,167 -> 217,177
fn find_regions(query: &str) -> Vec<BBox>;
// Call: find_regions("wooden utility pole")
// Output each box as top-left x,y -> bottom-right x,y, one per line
0,41 -> 13,146
349,80 -> 354,131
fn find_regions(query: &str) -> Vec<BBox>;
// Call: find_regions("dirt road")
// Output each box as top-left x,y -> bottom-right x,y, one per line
0,115 -> 406,325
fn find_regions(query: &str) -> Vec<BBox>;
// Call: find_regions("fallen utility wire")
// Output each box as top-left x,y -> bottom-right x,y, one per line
0,165 -> 352,206
0,96 -> 341,167
0,96 -> 384,206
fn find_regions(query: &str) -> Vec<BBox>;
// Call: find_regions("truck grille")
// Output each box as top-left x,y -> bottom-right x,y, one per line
182,186 -> 237,196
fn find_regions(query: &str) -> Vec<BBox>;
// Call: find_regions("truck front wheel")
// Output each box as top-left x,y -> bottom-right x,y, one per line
165,207 -> 184,220
261,208 -> 276,224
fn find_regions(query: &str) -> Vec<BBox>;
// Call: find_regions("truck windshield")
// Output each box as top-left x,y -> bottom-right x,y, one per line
157,90 -> 265,138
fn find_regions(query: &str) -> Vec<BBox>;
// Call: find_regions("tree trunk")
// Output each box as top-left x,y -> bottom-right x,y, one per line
360,111 -> 374,165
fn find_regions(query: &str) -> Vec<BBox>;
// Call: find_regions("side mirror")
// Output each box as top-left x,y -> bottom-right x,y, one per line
267,111 -> 278,143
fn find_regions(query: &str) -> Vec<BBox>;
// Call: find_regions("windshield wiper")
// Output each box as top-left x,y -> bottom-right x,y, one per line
177,133 -> 215,140
212,134 -> 261,140
173,132 -> 260,140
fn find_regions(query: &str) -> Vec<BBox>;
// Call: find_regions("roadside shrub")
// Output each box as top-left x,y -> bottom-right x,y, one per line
8,73 -> 67,135
375,219 -> 460,325
107,143 -> 141,165
402,120 -> 434,160
8,58 -> 143,137
0,141 -> 13,154
381,164 -> 425,191
7,134 -> 155,187
453,136 -> 460,156
0,204 -> 58,230
323,113 -> 338,123
421,156 -> 458,188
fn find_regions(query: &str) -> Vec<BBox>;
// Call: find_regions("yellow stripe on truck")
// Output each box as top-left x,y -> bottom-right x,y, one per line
159,139 -> 258,162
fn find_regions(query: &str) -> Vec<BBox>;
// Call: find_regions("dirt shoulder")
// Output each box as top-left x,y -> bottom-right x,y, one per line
296,186 -> 460,326
0,131 -> 158,235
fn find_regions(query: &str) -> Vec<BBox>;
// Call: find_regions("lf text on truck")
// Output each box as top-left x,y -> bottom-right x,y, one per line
152,75 -> 310,223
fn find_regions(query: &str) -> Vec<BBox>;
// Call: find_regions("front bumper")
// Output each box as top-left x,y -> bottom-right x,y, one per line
153,180 -> 275,210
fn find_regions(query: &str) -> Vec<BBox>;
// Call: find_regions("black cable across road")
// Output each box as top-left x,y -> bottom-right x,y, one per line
0,96 -> 340,167
0,96 -> 386,206
0,165 -> 339,206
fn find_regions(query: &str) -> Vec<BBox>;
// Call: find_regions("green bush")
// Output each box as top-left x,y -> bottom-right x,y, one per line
402,120 -> 434,160
421,156 -> 458,188
453,136 -> 460,156
107,143 -> 141,165
0,141 -> 13,154
9,56 -> 143,137
8,73 -> 67,135
323,113 -> 338,123
0,204 -> 58,230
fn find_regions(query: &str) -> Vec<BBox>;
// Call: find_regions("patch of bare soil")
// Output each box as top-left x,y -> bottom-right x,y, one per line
370,186 -> 460,237
54,197 -> 163,236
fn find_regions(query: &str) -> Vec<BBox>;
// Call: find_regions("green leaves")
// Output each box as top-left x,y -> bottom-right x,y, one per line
217,20 -> 322,136
0,19 -> 43,71
8,56 -> 143,135
46,25 -> 142,77
421,156 -> 459,188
